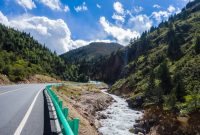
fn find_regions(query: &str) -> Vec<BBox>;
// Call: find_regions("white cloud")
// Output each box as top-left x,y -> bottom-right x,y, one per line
168,5 -> 176,13
152,11 -> 170,22
39,0 -> 61,11
0,12 -> 9,25
128,15 -> 152,34
134,6 -> 143,13
153,4 -> 161,9
64,5 -> 70,12
74,2 -> 88,12
112,2 -> 127,24
113,2 -> 124,14
0,11 -> 112,54
176,8 -> 181,14
16,0 -> 36,10
112,14 -> 125,23
96,4 -> 101,9
152,5 -> 179,23
99,16 -> 140,45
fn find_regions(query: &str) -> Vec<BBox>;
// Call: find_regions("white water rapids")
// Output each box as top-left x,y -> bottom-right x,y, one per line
98,90 -> 143,135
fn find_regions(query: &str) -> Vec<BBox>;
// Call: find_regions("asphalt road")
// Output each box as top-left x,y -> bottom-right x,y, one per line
0,84 -> 51,135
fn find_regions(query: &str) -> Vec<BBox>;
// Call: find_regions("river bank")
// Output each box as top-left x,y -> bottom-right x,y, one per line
53,82 -> 144,135
52,82 -> 114,135
98,89 -> 143,135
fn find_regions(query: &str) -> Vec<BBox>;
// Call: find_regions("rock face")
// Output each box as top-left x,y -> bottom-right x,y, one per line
132,118 -> 157,134
126,96 -> 144,108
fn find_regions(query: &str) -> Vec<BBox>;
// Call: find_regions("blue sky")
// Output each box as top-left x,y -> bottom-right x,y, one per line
0,0 -> 191,54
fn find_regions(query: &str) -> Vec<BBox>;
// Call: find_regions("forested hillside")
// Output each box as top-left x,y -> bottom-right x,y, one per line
61,42 -> 122,82
75,0 -> 200,117
0,24 -> 78,82
61,42 -> 122,63
110,0 -> 200,115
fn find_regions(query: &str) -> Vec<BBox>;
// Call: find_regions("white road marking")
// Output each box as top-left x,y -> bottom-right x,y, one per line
13,88 -> 43,135
0,87 -> 29,96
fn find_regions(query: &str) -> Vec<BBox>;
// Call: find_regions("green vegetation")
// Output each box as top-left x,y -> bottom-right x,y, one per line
110,0 -> 200,114
0,24 -> 79,82
195,36 -> 200,54
72,0 -> 200,115
60,42 -> 122,82
61,42 -> 122,63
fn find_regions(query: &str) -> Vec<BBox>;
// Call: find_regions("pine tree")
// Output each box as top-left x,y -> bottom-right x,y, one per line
173,72 -> 186,102
167,24 -> 182,60
145,71 -> 156,100
158,62 -> 172,95
195,36 -> 200,54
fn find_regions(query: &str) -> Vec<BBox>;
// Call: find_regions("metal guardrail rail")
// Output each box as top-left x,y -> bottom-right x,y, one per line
46,85 -> 79,135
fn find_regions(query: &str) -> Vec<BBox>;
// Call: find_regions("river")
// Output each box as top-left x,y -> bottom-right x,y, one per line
98,89 -> 143,135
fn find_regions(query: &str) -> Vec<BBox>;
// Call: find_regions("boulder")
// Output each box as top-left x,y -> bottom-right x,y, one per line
126,96 -> 144,108
133,127 -> 146,134
97,113 -> 107,119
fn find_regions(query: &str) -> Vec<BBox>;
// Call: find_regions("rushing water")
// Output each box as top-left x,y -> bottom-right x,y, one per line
98,90 -> 143,135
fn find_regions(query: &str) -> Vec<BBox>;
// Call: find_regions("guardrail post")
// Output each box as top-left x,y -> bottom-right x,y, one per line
63,108 -> 69,118
73,118 -> 79,135
59,100 -> 63,109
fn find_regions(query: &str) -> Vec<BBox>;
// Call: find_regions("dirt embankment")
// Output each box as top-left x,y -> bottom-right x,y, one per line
53,82 -> 113,135
22,74 -> 62,83
132,106 -> 200,135
0,74 -> 11,85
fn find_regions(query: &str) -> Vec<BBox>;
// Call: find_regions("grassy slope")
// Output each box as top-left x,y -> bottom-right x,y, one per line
110,0 -> 200,113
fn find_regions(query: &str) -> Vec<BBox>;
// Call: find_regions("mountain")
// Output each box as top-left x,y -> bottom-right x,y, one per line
73,1 -> 200,133
75,0 -> 200,133
60,42 -> 123,63
0,24 -> 78,82
109,0 -> 200,111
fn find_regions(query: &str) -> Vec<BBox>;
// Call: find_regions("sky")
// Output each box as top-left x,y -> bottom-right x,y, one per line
0,0 -> 192,54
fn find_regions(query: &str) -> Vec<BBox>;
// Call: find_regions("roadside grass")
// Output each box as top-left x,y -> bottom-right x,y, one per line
52,82 -> 108,98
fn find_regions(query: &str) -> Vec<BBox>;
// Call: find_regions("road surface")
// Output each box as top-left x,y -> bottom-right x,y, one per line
0,84 -> 51,135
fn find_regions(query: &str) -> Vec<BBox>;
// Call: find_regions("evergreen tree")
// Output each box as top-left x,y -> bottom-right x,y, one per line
195,36 -> 200,54
173,72 -> 186,102
158,62 -> 172,95
145,71 -> 156,100
167,24 -> 182,60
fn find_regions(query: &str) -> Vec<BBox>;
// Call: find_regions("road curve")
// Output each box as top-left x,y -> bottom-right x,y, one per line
0,84 -> 50,135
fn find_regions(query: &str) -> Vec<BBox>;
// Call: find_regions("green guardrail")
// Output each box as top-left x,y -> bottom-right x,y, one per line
46,85 -> 79,135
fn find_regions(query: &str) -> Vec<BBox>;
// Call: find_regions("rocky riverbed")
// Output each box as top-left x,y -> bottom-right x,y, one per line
53,82 -> 114,135
53,82 -> 145,135
97,89 -> 143,135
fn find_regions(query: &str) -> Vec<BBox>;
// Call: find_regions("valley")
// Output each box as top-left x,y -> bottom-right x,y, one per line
0,0 -> 200,135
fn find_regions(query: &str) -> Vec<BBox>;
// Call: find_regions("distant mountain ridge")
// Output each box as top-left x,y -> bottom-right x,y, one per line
60,42 -> 123,63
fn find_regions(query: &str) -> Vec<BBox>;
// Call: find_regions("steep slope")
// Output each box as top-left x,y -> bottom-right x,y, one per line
60,42 -> 122,63
110,0 -> 200,112
0,24 -> 77,82
75,0 -> 200,118
60,42 -> 123,82
82,1 -> 200,134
